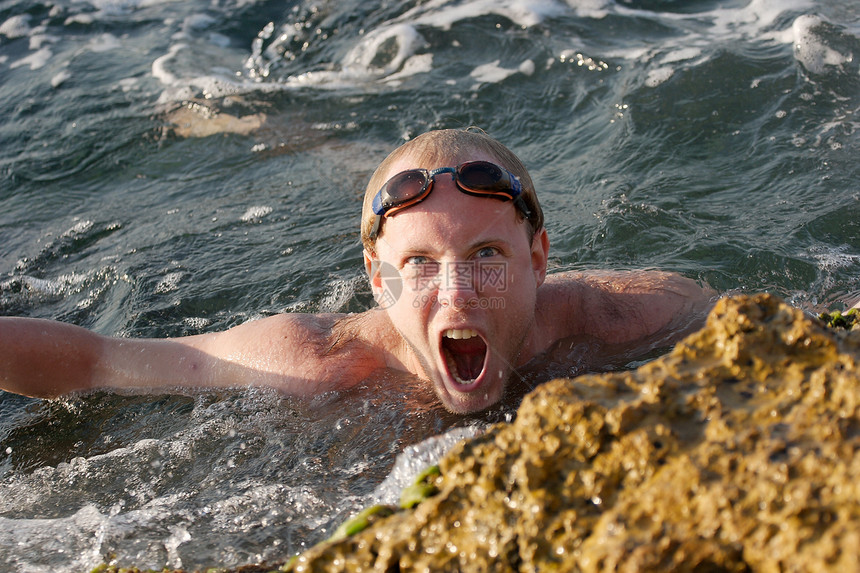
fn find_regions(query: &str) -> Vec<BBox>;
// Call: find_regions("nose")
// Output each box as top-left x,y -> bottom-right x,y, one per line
435,259 -> 479,311
442,260 -> 476,291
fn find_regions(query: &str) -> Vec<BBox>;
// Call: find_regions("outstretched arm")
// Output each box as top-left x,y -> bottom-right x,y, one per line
1,317 -> 107,398
0,313 -> 380,399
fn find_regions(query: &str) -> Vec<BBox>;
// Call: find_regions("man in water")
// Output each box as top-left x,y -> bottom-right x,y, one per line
0,129 -> 713,413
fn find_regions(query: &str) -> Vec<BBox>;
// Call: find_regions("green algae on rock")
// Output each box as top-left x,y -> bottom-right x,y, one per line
819,307 -> 860,330
288,294 -> 860,572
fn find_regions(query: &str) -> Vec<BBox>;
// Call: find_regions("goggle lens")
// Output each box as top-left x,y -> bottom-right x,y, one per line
378,169 -> 431,213
459,161 -> 506,192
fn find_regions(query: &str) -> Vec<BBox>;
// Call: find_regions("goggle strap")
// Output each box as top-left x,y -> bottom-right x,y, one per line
369,215 -> 383,240
513,195 -> 532,220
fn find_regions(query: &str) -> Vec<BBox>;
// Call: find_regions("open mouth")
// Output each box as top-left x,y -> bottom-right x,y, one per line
440,328 -> 488,386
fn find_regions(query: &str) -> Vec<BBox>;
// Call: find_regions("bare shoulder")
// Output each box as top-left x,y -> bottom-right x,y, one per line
178,310 -> 390,394
536,269 -> 715,345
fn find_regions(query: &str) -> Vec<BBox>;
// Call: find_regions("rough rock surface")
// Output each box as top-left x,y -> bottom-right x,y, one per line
288,294 -> 860,572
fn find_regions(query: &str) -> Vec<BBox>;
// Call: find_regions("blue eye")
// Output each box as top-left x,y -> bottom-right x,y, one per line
405,255 -> 429,265
476,246 -> 499,258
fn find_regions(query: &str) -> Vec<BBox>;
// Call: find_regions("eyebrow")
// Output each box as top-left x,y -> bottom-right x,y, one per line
470,238 -> 512,251
398,237 -> 512,256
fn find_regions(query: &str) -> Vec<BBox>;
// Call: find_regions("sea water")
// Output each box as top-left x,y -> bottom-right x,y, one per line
1,0 -> 858,570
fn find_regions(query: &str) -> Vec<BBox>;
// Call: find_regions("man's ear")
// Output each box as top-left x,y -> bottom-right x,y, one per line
531,227 -> 550,286
364,249 -> 383,293
364,250 -> 403,309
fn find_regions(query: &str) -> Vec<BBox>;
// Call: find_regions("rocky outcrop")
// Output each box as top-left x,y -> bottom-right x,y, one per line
288,294 -> 860,572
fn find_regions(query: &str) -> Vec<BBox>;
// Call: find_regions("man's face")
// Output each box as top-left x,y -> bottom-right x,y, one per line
366,151 -> 548,413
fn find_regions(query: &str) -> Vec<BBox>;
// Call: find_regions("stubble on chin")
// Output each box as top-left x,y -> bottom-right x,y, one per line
396,321 -> 531,413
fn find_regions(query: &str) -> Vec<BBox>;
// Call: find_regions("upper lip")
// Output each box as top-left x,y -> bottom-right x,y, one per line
438,323 -> 485,342
441,327 -> 480,339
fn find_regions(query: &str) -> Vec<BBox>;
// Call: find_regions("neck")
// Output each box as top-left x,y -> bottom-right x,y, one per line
358,309 -> 425,377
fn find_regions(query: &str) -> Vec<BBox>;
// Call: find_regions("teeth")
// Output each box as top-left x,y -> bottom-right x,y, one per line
443,328 -> 478,340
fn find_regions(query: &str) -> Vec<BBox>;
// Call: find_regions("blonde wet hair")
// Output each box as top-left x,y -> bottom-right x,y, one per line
360,129 -> 544,254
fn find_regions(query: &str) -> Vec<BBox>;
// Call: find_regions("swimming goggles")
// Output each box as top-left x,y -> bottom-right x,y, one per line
369,160 -> 533,240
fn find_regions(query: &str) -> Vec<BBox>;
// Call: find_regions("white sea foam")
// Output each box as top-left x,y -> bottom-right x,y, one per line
561,0 -> 611,19
50,69 -> 70,89
154,40 -> 261,103
182,13 -> 217,33
146,0 -> 823,99
344,23 -> 426,76
84,0 -> 179,18
89,32 -> 123,52
280,23 -> 428,90
152,42 -> 186,87
1,265 -> 112,301
371,425 -> 485,506
0,504 -> 108,572
29,33 -> 59,50
155,271 -> 183,294
0,14 -> 31,38
645,66 -> 674,88
0,0 -> 821,101
156,0 -> 576,95
65,13 -> 95,26
119,77 -> 139,91
5,275 -> 63,296
811,245 -> 860,272
10,46 -> 52,70
403,0 -> 567,31
603,0 -> 817,86
240,205 -> 273,221
792,15 -> 852,75
468,58 -> 534,87
183,316 -> 211,330
519,59 -> 536,76
382,53 -> 434,85
471,60 -> 517,84
318,276 -> 359,312
660,47 -> 703,65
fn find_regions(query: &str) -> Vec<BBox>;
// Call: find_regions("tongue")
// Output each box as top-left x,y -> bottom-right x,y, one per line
443,337 -> 487,382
